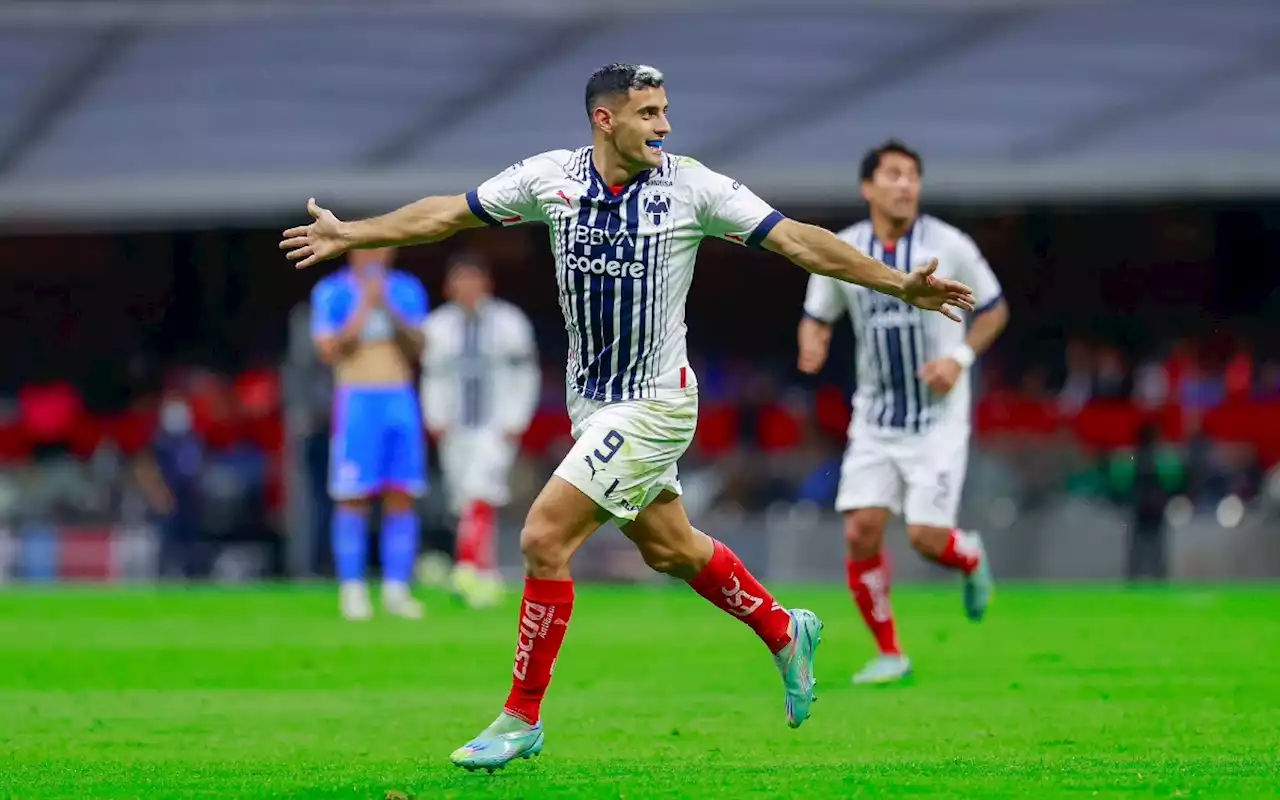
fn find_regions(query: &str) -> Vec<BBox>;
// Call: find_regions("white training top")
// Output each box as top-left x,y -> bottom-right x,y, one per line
420,297 -> 541,434
803,215 -> 1003,433
467,147 -> 784,402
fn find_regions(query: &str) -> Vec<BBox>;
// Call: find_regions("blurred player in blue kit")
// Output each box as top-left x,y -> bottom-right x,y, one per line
310,247 -> 429,620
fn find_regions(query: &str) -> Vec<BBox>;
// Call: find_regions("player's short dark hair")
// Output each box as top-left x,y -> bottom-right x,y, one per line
584,63 -> 666,118
859,140 -> 923,182
446,250 -> 490,277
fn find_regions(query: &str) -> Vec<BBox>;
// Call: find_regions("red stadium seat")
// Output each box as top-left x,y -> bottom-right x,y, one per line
0,421 -> 32,463
814,385 -> 850,441
757,404 -> 802,452
1201,402 -> 1280,466
694,404 -> 738,457
520,410 -> 571,456
974,397 -> 1060,438
101,409 -> 157,456
1070,401 -> 1143,451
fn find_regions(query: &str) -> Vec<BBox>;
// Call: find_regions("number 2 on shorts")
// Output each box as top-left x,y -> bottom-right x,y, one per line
593,430 -> 624,463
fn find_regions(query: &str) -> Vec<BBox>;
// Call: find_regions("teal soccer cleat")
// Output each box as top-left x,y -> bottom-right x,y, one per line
450,714 -> 545,773
774,609 -> 823,728
964,532 -> 994,622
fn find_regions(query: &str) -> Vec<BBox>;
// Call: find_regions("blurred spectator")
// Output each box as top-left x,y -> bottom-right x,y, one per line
1107,422 -> 1182,581
134,395 -> 205,579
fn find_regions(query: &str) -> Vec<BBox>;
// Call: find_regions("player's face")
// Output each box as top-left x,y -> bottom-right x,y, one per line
446,266 -> 490,309
861,152 -> 921,223
602,87 -> 671,170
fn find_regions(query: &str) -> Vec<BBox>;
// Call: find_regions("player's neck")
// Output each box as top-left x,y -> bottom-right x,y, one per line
591,142 -> 644,189
869,211 -> 914,245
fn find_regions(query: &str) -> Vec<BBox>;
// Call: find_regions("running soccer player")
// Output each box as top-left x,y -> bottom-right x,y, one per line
310,246 -> 429,621
421,252 -> 541,608
797,140 -> 1009,686
281,64 -> 976,771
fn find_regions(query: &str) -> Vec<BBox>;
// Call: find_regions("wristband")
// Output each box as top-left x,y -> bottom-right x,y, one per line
951,343 -> 976,369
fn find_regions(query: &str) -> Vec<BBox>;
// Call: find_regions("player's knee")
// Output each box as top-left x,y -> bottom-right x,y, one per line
844,510 -> 886,560
519,519 -> 570,575
907,524 -> 947,558
636,540 -> 689,575
381,492 -> 416,514
337,498 -> 371,514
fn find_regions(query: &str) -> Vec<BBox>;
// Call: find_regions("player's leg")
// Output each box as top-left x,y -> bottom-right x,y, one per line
451,429 -> 512,607
450,474 -> 608,771
328,388 -> 379,620
902,425 -> 992,621
835,433 -> 912,683
378,388 -> 428,618
619,491 -> 822,729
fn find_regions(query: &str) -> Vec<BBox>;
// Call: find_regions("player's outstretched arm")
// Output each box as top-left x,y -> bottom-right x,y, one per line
280,195 -> 485,269
764,219 -> 976,322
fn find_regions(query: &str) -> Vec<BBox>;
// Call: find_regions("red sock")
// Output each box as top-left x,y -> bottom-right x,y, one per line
502,577 -> 573,724
846,554 -> 902,656
936,529 -> 980,574
456,501 -> 496,571
687,539 -> 793,654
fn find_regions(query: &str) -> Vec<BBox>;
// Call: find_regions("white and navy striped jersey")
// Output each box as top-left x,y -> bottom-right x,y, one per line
803,215 -> 1003,433
466,147 -> 783,402
420,298 -> 540,434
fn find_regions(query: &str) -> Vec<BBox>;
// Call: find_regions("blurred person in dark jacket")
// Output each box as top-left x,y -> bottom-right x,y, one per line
134,396 -> 205,579
1109,421 -> 1182,581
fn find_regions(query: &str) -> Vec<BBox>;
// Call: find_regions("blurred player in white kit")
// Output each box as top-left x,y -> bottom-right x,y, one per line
420,253 -> 540,607
798,140 -> 1009,686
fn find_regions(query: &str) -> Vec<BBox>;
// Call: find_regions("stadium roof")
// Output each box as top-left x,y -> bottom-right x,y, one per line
1,0 -> 1278,226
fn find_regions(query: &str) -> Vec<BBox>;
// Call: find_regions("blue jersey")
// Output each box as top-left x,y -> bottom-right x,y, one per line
310,267 -> 429,346
310,266 -> 430,500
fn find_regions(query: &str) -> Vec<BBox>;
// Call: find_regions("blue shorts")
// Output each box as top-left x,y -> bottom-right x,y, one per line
329,384 -> 427,500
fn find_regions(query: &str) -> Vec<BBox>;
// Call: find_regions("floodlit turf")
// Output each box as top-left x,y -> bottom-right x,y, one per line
0,583 -> 1277,799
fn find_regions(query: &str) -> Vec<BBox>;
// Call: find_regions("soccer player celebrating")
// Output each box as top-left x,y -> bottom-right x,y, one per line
797,140 -> 1009,686
310,246 -> 429,621
420,252 -> 541,608
282,64 -> 976,770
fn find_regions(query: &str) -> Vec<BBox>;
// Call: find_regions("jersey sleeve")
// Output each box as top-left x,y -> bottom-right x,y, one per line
693,161 -> 786,248
802,273 -> 847,323
392,274 -> 429,327
309,279 -> 341,338
953,233 -> 1003,314
465,155 -> 549,228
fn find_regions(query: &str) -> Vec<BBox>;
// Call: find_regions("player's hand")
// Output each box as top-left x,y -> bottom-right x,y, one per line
899,258 -> 975,322
919,357 -> 963,396
359,271 -> 386,308
279,198 -> 349,269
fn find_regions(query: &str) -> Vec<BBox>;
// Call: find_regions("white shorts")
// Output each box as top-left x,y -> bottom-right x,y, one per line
835,422 -> 971,528
552,390 -> 698,521
437,427 -> 518,513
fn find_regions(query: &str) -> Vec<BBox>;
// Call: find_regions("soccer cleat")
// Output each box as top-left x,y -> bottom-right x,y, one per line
340,581 -> 373,621
963,532 -> 994,622
451,714 -> 545,772
381,582 -> 424,620
774,608 -> 823,729
452,564 -> 504,609
415,551 -> 452,589
851,654 -> 913,686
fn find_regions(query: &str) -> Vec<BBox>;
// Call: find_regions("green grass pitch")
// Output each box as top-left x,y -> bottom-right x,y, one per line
1,583 -> 1277,799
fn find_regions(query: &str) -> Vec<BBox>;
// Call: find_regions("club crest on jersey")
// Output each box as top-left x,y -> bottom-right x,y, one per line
643,192 -> 671,226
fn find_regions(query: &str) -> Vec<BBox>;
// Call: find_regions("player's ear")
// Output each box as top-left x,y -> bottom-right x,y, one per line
591,106 -> 613,134
860,181 -> 874,204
